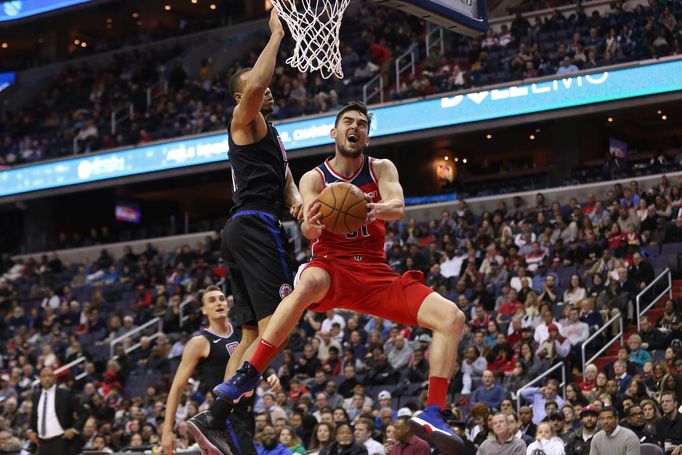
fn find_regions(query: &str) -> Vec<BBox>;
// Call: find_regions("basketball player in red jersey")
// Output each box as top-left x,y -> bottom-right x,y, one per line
212,102 -> 465,455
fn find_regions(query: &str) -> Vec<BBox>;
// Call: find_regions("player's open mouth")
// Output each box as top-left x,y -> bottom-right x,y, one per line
348,134 -> 357,143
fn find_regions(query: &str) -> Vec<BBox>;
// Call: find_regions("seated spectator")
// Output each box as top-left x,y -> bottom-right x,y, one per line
353,419 -> 383,455
257,426 -> 292,455
626,334 -> 653,368
525,422 -> 565,455
520,380 -> 564,424
476,412 -> 526,455
556,56 -> 579,75
471,370 -> 507,411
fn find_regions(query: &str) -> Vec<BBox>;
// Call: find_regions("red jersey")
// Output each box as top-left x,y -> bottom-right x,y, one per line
312,155 -> 386,262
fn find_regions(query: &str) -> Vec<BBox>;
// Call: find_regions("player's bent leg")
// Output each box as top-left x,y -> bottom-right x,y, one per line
213,267 -> 330,403
409,293 -> 465,455
224,325 -> 258,380
416,293 -> 465,380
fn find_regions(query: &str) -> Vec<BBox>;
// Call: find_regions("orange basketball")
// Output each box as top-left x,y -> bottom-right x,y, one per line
317,182 -> 368,236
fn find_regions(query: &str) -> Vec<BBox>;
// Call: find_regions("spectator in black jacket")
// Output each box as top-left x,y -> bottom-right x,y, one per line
621,404 -> 658,445
655,391 -> 682,452
627,252 -> 655,291
639,315 -> 669,351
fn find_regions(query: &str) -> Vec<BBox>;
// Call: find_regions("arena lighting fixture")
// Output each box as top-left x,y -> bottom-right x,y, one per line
210,3 -> 217,9
662,115 -> 668,120
657,110 -> 662,114
463,158 -> 468,164
164,5 -> 172,11
607,117 -> 613,122
0,42 -> 7,49
81,42 -> 87,47
132,12 -> 139,18
191,0 -> 198,3
485,133 -> 492,139
74,39 -> 80,45
529,134 -> 535,140
454,157 -> 459,162
444,156 -> 449,161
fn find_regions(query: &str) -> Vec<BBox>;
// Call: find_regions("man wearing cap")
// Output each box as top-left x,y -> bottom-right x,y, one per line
519,379 -> 564,424
374,391 -> 398,429
483,259 -> 508,296
590,406 -> 639,455
621,403 -> 658,445
476,412 -> 526,455
566,405 -> 599,455
548,411 -> 571,444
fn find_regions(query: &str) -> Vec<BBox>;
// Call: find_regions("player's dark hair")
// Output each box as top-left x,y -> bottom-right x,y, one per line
335,101 -> 372,130
599,406 -> 619,418
199,285 -> 223,306
229,67 -> 252,99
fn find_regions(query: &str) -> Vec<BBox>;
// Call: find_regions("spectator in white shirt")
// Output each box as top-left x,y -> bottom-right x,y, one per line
354,418 -> 385,455
321,310 -> 346,333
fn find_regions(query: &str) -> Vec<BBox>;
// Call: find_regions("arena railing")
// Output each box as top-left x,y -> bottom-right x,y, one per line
636,268 -> 672,332
33,355 -> 88,386
395,43 -> 417,96
179,295 -> 196,328
363,73 -> 384,104
425,24 -> 444,57
515,361 -> 566,414
581,313 -> 623,381
110,317 -> 163,358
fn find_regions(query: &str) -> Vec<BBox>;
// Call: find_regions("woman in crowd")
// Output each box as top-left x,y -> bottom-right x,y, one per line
280,426 -> 306,454
307,423 -> 334,455
586,373 -> 609,403
565,383 -> 588,407
641,399 -> 661,436
563,275 -> 586,306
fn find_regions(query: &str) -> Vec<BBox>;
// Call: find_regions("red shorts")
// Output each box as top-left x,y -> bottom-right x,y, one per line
295,257 -> 434,326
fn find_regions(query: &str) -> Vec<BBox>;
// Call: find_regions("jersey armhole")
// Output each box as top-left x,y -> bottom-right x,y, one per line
368,157 -> 379,184
314,167 -> 328,187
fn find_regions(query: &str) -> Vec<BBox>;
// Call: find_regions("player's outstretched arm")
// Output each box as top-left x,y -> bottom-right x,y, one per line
161,337 -> 208,455
285,167 -> 304,221
232,9 -> 284,129
367,159 -> 404,222
299,170 -> 326,240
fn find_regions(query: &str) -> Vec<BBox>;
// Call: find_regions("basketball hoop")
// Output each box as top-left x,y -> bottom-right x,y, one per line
270,0 -> 351,79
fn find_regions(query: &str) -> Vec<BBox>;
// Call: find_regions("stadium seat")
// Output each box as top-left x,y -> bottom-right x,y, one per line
640,443 -> 664,455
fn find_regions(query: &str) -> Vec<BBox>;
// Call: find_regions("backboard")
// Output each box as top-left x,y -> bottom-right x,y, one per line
373,0 -> 488,37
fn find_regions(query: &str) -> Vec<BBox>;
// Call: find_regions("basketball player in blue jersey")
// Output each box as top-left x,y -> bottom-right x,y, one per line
162,286 -> 245,455
188,8 -> 302,454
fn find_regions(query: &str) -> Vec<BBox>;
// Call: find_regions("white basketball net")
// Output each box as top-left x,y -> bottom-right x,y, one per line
270,0 -> 352,79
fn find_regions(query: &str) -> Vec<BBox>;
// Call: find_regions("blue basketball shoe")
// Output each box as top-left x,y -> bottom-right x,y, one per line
212,361 -> 261,403
408,405 -> 464,455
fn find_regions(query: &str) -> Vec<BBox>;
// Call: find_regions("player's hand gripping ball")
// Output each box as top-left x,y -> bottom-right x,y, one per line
317,182 -> 368,235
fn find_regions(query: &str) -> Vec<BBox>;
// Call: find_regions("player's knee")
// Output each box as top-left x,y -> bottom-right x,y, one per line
438,304 -> 465,333
296,270 -> 329,301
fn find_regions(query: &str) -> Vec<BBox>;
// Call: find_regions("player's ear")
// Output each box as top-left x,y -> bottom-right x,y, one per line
234,92 -> 242,103
330,127 -> 337,139
364,136 -> 370,147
